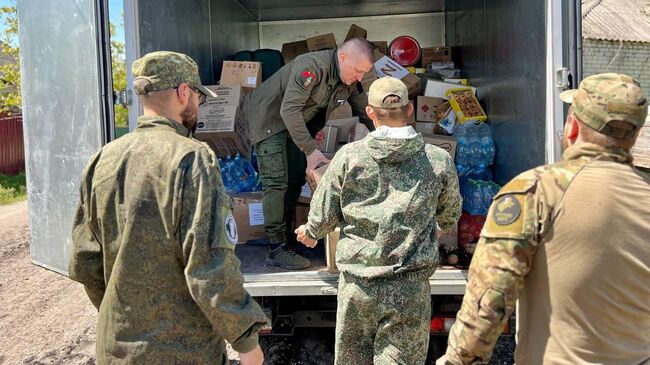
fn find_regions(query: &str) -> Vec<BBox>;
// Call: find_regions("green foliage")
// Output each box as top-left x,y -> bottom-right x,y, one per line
110,20 -> 128,127
0,173 -> 26,205
0,4 -> 21,115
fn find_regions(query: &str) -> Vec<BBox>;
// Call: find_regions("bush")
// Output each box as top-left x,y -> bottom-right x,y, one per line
0,173 -> 26,205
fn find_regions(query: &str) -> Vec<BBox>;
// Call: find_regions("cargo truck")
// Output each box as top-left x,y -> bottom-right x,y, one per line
16,0 -> 582,357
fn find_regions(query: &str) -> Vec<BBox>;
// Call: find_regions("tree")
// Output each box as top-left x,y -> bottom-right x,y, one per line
110,20 -> 128,127
0,4 -> 21,115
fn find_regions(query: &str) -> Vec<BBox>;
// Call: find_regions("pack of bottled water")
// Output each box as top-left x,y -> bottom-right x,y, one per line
218,153 -> 258,194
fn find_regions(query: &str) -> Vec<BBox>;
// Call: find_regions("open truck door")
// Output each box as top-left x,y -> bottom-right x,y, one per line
18,0 -> 114,274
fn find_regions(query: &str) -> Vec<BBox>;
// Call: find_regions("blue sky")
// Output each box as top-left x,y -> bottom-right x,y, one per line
0,0 -> 125,44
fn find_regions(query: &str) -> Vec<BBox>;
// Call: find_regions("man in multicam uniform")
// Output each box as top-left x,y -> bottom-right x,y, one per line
242,38 -> 376,270
295,76 -> 462,365
439,73 -> 650,365
68,51 -> 268,365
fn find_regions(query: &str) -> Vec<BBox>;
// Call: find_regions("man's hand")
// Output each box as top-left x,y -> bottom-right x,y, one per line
295,225 -> 317,248
239,344 -> 264,365
306,149 -> 330,174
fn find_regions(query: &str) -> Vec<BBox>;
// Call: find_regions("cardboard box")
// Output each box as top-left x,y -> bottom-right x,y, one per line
421,46 -> 452,66
438,223 -> 458,249
282,33 -> 337,63
306,163 -> 330,192
415,122 -> 436,135
422,134 -> 457,159
282,40 -> 310,63
326,228 -> 340,272
345,24 -> 367,41
230,192 -> 267,243
298,183 -> 312,204
361,69 -> 378,93
374,56 -> 421,97
295,203 -> 310,227
307,33 -> 337,51
327,117 -> 359,143
329,102 -> 353,119
220,61 -> 262,88
416,96 -> 448,122
424,79 -> 476,99
353,123 -> 370,141
370,41 -> 388,56
195,85 -> 251,159
205,85 -> 243,106
315,124 -> 339,153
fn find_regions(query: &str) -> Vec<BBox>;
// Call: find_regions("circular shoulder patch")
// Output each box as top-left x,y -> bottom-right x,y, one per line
492,195 -> 521,226
224,213 -> 238,245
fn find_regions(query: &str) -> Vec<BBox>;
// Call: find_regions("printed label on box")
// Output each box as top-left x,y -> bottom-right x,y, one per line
247,77 -> 257,85
248,203 -> 264,226
301,184 -> 312,198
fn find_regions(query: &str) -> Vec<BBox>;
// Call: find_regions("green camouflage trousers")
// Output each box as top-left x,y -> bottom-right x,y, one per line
255,130 -> 307,244
335,273 -> 432,365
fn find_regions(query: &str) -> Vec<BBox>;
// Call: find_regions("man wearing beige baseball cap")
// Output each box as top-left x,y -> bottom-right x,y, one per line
440,74 -> 650,365
295,76 -> 461,365
69,51 -> 268,365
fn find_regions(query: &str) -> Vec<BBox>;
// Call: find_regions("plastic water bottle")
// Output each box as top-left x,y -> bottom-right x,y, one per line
467,124 -> 481,167
455,125 -> 470,167
221,166 -> 236,194
233,153 -> 257,192
477,123 -> 495,168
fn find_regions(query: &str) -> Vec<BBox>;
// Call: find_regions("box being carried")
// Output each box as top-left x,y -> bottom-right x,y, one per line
220,61 -> 262,89
306,163 -> 330,193
230,192 -> 267,244
195,85 -> 251,159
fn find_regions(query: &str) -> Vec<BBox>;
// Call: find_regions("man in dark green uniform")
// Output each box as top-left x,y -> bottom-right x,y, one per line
68,51 -> 268,365
242,38 -> 376,269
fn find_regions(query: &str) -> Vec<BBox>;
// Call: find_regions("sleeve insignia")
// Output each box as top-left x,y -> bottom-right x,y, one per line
493,195 -> 521,226
300,70 -> 315,87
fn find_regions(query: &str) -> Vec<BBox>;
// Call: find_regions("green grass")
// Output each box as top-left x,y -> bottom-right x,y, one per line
0,173 -> 27,205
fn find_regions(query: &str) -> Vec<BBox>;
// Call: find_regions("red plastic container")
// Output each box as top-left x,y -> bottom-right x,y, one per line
388,36 -> 421,67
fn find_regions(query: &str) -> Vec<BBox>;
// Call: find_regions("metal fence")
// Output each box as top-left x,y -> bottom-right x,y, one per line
0,115 -> 25,175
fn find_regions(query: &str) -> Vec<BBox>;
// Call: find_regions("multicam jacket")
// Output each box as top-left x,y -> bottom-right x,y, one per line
443,142 -> 650,365
68,116 -> 267,364
305,127 -> 462,280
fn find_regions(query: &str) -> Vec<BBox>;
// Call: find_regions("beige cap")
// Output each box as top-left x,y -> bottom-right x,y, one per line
368,77 -> 409,108
559,73 -> 647,139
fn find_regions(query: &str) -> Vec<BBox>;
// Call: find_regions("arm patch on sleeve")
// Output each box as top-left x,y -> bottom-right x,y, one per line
482,193 -> 528,239
300,70 -> 316,87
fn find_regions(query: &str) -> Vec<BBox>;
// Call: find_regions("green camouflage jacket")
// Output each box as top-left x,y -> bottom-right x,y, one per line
243,50 -> 372,155
305,130 -> 462,280
68,116 -> 267,364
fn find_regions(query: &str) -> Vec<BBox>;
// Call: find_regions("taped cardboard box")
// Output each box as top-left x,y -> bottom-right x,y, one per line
220,61 -> 262,89
370,41 -> 388,56
294,203 -> 310,227
326,228 -> 340,272
282,33 -> 337,63
195,85 -> 252,159
282,40 -> 310,63
422,134 -> 457,159
374,55 -> 421,97
415,122 -> 436,135
315,124 -> 339,153
416,96 -> 449,122
345,24 -> 367,41
230,192 -> 267,243
327,117 -> 359,143
306,163 -> 329,192
421,46 -> 452,66
205,85 -> 243,106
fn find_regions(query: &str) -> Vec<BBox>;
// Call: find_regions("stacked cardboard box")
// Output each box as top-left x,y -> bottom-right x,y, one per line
282,33 -> 338,63
230,192 -> 267,243
195,85 -> 252,160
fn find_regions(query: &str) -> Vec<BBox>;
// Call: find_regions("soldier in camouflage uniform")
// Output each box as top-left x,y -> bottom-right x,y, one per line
242,38 -> 376,270
68,51 -> 268,365
296,77 -> 462,365
439,73 -> 650,365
